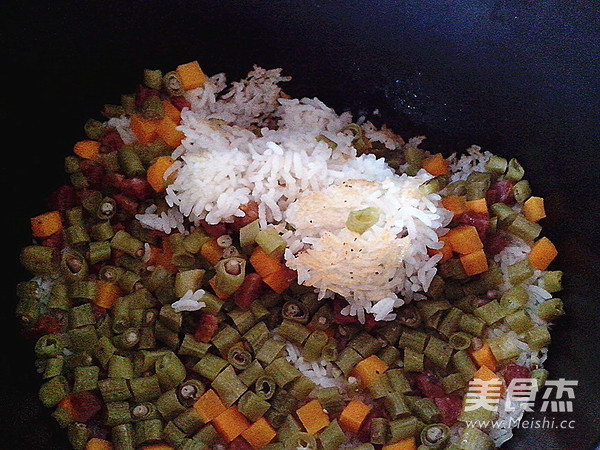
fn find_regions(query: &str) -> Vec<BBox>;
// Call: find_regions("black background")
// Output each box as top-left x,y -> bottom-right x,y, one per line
2,1 -> 599,449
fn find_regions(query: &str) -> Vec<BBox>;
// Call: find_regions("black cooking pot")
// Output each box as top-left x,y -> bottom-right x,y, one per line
2,1 -> 599,449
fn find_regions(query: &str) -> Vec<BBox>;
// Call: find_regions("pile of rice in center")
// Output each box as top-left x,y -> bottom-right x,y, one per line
139,67 -> 453,322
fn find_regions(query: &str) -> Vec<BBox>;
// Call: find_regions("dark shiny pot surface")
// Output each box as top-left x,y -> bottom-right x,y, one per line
2,1 -> 599,449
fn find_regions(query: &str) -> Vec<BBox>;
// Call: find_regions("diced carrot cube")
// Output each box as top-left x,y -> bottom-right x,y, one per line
241,417 -> 277,449
130,114 -> 159,145
446,225 -> 483,255
523,196 -> 546,223
74,140 -> 101,160
428,235 -> 453,263
162,100 -> 181,124
31,211 -> 63,238
352,355 -> 389,387
339,400 -> 371,433
193,389 -> 226,423
441,195 -> 467,218
212,406 -> 251,443
156,116 -> 184,148
200,238 -> 224,266
262,266 -> 296,294
460,249 -> 489,276
422,153 -> 449,176
469,341 -> 497,371
250,246 -> 283,278
465,198 -> 489,215
528,237 -> 558,271
296,399 -> 330,435
472,365 -> 504,398
147,156 -> 174,193
95,281 -> 122,309
176,60 -> 207,91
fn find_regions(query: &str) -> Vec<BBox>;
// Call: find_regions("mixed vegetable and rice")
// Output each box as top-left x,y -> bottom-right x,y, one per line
16,61 -> 564,450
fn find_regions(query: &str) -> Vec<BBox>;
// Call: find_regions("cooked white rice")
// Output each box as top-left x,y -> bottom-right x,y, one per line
128,66 -> 556,448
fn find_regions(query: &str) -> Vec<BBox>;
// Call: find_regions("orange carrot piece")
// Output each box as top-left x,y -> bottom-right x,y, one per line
85,438 -> 113,450
200,238 -> 224,266
339,400 -> 371,433
95,280 -> 122,309
472,365 -> 504,398
441,195 -> 467,218
465,198 -> 489,216
152,239 -> 178,273
382,437 -> 417,450
74,140 -> 101,160
446,225 -> 483,255
428,235 -> 453,263
212,406 -> 251,443
262,266 -> 296,294
241,417 -> 277,449
162,100 -> 181,124
130,114 -> 159,145
528,237 -> 558,271
460,249 -> 489,276
193,389 -> 226,423
523,196 -> 546,223
352,355 -> 389,387
156,116 -> 185,148
249,246 -> 283,278
422,153 -> 449,176
469,341 -> 497,371
31,210 -> 63,238
176,60 -> 207,91
296,399 -> 330,435
147,156 -> 174,193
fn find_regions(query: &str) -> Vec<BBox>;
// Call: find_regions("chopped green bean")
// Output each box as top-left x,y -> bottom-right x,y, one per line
98,377 -> 132,403
156,351 -> 187,390
537,298 -> 564,322
255,375 -> 277,400
388,416 -> 424,442
442,373 -> 467,393
473,300 -> 507,325
238,390 -> 271,422
507,214 -> 542,243
256,338 -> 287,365
487,334 -> 521,361
73,365 -> 100,392
504,158 -> 524,181
319,419 -> 346,450
39,375 -> 70,407
346,206 -> 380,234
192,353 -> 228,381
505,309 -> 535,334
403,348 -> 425,372
384,392 -> 411,419
264,357 -> 301,387
542,271 -> 563,293
156,388 -> 187,421
129,375 -> 162,402
424,336 -> 453,369
68,422 -> 90,450
420,423 -> 451,449
524,325 -> 551,351
106,401 -> 132,426
173,408 -> 203,436
111,423 -> 135,450
449,332 -> 473,350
